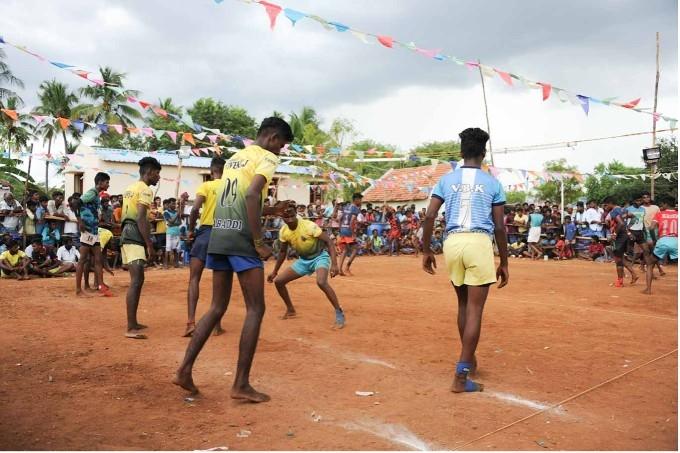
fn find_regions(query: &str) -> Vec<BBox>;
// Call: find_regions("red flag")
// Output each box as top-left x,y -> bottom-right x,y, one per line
377,35 -> 393,48
259,1 -> 282,30
539,82 -> 551,101
58,117 -> 71,129
621,98 -> 641,109
183,132 -> 195,145
138,100 -> 151,109
0,109 -> 18,121
495,69 -> 513,86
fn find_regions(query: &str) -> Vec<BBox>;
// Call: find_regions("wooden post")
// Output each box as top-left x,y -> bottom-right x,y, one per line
477,60 -> 494,166
24,143 -> 33,198
175,156 -> 183,199
560,177 -> 565,224
651,32 -> 660,199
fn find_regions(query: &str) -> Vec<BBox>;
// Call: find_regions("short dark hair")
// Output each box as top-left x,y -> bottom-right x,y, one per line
52,190 -> 64,197
352,193 -> 363,201
658,194 -> 676,206
94,172 -> 110,185
167,197 -> 177,204
459,128 -> 489,159
31,237 -> 42,245
602,196 -> 615,205
7,239 -> 18,249
256,117 -> 294,142
138,156 -> 161,175
641,191 -> 651,197
39,195 -> 49,202
210,156 -> 226,170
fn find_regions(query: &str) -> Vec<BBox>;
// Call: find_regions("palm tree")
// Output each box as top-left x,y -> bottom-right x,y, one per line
289,106 -> 320,143
34,80 -> 80,155
75,66 -> 141,145
0,48 -> 24,105
0,96 -> 33,159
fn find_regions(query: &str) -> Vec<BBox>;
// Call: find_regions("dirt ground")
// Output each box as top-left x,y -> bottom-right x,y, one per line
0,255 -> 677,451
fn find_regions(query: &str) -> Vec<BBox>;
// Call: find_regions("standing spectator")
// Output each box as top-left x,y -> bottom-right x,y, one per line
163,198 -> 182,269
573,202 -> 587,234
386,208 -> 401,256
563,215 -> 577,257
23,200 -> 38,240
62,196 -> 80,242
0,193 -> 24,234
514,207 -> 529,239
527,207 -> 543,259
42,220 -> 61,249
0,240 -> 30,279
504,207 -> 518,243
35,195 -> 49,237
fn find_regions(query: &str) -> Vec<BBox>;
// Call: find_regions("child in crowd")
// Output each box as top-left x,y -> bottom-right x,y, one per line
42,221 -> 61,249
563,215 -> 577,257
35,195 -> 49,236
580,236 -> 606,261
555,235 -> 573,260
370,229 -> 384,255
430,230 -> 443,254
163,198 -> 182,269
0,240 -> 30,279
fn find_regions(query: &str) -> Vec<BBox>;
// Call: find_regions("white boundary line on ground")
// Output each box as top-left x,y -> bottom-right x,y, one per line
452,348 -> 678,450
349,279 -> 677,322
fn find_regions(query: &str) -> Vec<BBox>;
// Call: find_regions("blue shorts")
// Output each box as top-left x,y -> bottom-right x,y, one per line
189,226 -> 211,262
291,250 -> 331,276
653,236 -> 678,261
206,253 -> 263,273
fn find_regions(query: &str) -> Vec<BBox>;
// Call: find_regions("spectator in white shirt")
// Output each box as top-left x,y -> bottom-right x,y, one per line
55,236 -> 80,273
0,193 -> 24,233
584,199 -> 604,237
47,191 -> 67,218
62,196 -> 80,237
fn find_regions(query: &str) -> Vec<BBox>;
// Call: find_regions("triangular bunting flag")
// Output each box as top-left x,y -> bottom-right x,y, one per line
71,120 -> 85,132
328,21 -> 349,32
303,145 -> 314,154
31,114 -> 46,124
57,117 -> 71,129
207,134 -> 218,144
182,132 -> 195,145
539,83 -> 551,101
154,129 -> 165,140
576,95 -> 590,115
1,109 -> 18,121
166,131 -> 177,143
621,98 -> 641,109
97,124 -> 108,134
138,101 -> 151,110
194,132 -> 207,141
50,61 -> 74,69
259,1 -> 282,30
308,15 -> 334,30
127,127 -> 140,134
415,47 -> 442,59
284,8 -> 307,25
141,127 -> 154,137
480,65 -> 496,78
495,69 -> 513,86
350,30 -> 371,44
152,106 -> 168,117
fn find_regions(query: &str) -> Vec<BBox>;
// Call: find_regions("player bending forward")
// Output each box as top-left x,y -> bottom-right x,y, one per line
268,206 -> 345,328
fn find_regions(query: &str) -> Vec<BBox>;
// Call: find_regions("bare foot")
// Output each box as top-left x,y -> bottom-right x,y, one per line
183,322 -> 196,337
642,288 -> 652,295
339,270 -> 346,276
213,326 -> 226,336
231,385 -> 270,403
630,274 -> 639,285
343,267 -> 353,276
133,323 -> 148,330
173,370 -> 199,395
76,290 -> 94,298
125,331 -> 148,339
280,311 -> 297,320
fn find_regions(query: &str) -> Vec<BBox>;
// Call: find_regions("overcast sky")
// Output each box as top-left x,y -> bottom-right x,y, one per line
1,0 -> 678,184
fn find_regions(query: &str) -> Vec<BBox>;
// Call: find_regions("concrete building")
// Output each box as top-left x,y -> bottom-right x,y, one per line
64,144 -> 324,204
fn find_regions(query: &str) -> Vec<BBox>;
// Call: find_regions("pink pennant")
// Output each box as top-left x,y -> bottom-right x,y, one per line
127,96 -> 138,103
31,114 -> 46,124
141,127 -> 154,137
538,82 -> 551,101
377,35 -> 393,48
112,124 -> 123,135
166,131 -> 177,143
621,98 -> 641,109
495,69 -> 513,86
415,48 -> 442,59
652,112 -> 661,123
152,107 -> 168,118
207,134 -> 218,144
259,1 -> 282,30
91,78 -> 105,86
465,61 -> 479,70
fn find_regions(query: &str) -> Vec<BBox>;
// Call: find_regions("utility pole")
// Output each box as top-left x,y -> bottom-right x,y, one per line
651,32 -> 660,199
477,60 -> 494,166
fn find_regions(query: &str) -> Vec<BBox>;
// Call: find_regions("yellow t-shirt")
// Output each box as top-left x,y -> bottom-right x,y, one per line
0,250 -> 26,267
514,213 -> 529,233
122,180 -> 153,223
279,219 -> 324,259
195,179 -> 222,227
155,208 -> 167,234
208,145 -> 280,256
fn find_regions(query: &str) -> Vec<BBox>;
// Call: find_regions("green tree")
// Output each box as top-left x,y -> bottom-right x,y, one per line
35,80 -> 80,154
188,98 -> 257,138
327,117 -> 357,149
0,157 -> 38,200
534,159 -> 583,205
652,138 -> 678,201
0,48 -> 24,104
411,140 -> 461,162
75,67 -> 142,147
583,160 -> 646,204
0,96 -> 33,159
506,191 -> 527,205
289,106 -> 320,143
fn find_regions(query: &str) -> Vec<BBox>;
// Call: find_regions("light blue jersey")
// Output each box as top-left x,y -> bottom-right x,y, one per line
431,166 -> 505,236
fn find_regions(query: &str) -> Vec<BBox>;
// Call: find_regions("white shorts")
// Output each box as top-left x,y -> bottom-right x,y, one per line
528,226 -> 542,243
166,235 -> 180,252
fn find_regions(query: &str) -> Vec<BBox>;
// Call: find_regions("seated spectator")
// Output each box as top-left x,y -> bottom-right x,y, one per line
28,240 -> 61,277
56,236 -> 80,273
430,230 -> 443,254
0,240 -> 30,279
0,232 -> 10,253
42,220 -> 61,249
0,192 -> 24,235
579,236 -> 607,262
555,235 -> 573,260
400,235 -> 417,255
541,232 -> 558,259
508,239 -> 527,258
370,229 -> 385,255
563,215 -> 577,257
505,207 -> 518,242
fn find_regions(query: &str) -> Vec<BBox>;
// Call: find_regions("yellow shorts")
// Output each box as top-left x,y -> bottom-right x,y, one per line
98,228 -> 113,249
443,232 -> 496,286
121,244 -> 146,265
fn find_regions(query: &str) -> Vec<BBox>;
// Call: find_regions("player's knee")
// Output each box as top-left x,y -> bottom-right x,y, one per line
316,278 -> 328,289
274,277 -> 286,289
